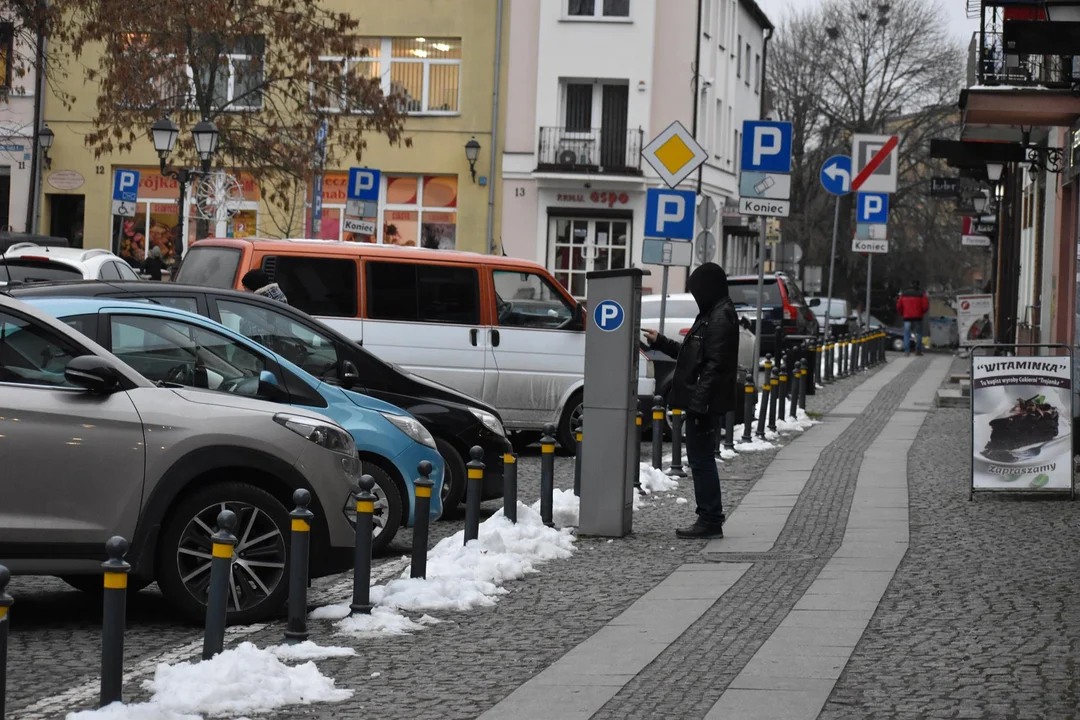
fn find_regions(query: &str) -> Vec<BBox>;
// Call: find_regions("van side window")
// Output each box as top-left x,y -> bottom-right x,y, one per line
262,256 -> 357,317
492,270 -> 574,329
366,262 -> 480,325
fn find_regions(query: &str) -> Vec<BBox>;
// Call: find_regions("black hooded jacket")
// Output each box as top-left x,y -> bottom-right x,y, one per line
651,263 -> 740,416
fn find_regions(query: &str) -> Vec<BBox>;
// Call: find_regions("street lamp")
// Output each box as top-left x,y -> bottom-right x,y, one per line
38,124 -> 54,170
192,119 -> 220,168
973,192 -> 989,213
149,116 -> 220,255
464,136 -> 481,182
151,117 -> 179,158
986,162 -> 1004,183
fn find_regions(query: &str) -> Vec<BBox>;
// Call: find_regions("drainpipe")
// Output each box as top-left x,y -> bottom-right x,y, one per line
686,0 -> 703,285
26,18 -> 46,234
485,0 -> 504,255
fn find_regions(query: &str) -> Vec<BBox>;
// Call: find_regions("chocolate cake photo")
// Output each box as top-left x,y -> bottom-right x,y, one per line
982,394 -> 1061,463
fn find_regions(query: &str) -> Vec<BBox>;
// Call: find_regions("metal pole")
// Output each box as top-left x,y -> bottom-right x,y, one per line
411,461 -> 434,579
503,453 -> 518,523
864,254 -> 873,336
659,265 -> 670,337
464,446 -> 484,543
100,537 -> 129,708
0,564 -> 9,718
350,475 -> 376,615
202,510 -> 236,661
285,489 -> 313,644
751,219 -> 768,372
824,196 -> 841,345
540,425 -> 556,527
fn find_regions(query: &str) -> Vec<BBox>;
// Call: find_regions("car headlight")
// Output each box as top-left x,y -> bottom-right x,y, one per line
469,408 -> 506,437
379,412 -> 437,449
274,413 -> 356,456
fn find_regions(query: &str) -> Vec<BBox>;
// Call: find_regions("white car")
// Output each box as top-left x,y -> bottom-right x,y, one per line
807,296 -> 856,337
0,244 -> 141,285
641,293 -> 757,375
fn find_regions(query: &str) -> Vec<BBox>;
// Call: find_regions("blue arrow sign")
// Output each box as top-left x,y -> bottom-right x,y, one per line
820,155 -> 852,196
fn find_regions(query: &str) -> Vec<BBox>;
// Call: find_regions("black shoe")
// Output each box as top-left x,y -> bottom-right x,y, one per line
675,521 -> 724,539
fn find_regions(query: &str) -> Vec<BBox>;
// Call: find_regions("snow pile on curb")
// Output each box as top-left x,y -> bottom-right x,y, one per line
640,464 -> 680,493
67,642 -> 351,720
530,488 -> 580,528
268,641 -> 356,662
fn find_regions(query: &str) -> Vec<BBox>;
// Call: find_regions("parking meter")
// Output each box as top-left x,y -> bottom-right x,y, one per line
579,268 -> 648,537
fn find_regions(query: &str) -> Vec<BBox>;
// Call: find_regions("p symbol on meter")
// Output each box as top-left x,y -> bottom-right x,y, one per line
593,300 -> 625,332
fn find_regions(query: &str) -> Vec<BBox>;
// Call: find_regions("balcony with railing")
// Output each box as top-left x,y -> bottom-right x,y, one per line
962,2 -> 1080,131
536,127 -> 644,175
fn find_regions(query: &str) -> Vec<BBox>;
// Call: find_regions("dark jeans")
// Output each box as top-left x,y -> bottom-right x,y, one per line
685,412 -> 724,527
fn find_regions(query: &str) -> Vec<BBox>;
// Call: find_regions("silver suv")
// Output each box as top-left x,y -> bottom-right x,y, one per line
0,295 -> 361,623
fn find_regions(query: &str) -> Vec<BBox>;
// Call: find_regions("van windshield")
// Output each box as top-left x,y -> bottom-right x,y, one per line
174,247 -> 241,288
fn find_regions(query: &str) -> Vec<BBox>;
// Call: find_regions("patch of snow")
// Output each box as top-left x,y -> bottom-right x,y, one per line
719,447 -> 738,460
639,464 -> 679,494
734,437 -> 777,452
66,642 -> 352,719
336,606 -> 429,637
530,489 -> 580,529
676,497 -> 689,505
418,614 -> 442,625
268,641 -> 356,662
370,672 -> 381,678
308,603 -> 351,621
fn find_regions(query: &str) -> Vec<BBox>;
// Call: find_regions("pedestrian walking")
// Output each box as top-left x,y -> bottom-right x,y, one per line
142,246 -> 165,281
241,268 -> 289,304
643,262 -> 739,539
895,280 -> 929,356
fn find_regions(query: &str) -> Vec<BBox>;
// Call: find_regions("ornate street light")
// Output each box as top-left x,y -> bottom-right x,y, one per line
464,136 -> 481,182
38,124 -> 54,169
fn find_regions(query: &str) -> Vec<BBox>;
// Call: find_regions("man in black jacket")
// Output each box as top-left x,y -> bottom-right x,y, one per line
643,262 -> 740,539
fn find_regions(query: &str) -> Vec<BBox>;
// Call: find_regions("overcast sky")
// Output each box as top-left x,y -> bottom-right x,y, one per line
755,0 -> 979,42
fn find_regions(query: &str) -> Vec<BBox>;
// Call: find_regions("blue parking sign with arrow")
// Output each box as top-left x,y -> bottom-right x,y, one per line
820,155 -> 852,196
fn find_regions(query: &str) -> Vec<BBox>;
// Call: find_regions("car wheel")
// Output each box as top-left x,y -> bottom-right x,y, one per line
157,482 -> 290,625
434,437 -> 466,515
61,575 -> 151,596
556,391 -> 583,455
360,463 -> 403,553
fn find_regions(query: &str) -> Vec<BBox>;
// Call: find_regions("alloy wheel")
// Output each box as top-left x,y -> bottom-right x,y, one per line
176,501 -> 286,613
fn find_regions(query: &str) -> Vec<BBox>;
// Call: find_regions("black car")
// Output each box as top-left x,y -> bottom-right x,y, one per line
727,273 -> 818,358
8,280 -> 511,511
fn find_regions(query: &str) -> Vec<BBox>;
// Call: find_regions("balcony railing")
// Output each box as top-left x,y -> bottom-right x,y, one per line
536,127 -> 644,175
970,28 -> 1080,89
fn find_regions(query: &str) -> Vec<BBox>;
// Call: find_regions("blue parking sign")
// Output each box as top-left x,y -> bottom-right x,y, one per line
740,121 -> 793,174
347,168 -> 380,202
644,188 -> 696,240
856,193 -> 889,224
112,170 -> 139,202
593,300 -> 625,332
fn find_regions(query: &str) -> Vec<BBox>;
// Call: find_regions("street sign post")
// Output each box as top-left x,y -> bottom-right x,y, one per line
853,238 -> 889,253
641,120 -> 708,188
856,193 -> 889,224
739,120 -> 793,370
819,155 -> 852,344
851,134 -> 900,193
344,168 -> 380,236
694,230 -> 717,264
112,169 -> 139,217
644,187 -> 696,334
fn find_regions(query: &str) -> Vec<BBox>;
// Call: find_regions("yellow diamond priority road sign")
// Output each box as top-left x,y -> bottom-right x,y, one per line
641,120 -> 708,188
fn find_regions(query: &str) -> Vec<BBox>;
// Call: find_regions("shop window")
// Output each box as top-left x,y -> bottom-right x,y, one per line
568,0 -> 630,17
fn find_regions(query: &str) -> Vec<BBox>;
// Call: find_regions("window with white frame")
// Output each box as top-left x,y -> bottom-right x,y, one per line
754,53 -> 761,93
567,0 -> 630,18
714,97 -> 723,160
736,34 -> 742,77
317,37 -> 460,114
745,43 -> 751,86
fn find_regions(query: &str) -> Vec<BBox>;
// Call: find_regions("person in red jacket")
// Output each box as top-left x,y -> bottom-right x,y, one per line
896,281 -> 929,356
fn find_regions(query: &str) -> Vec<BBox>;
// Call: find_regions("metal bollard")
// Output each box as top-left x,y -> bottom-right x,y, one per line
465,446 -> 484,544
777,360 -> 788,425
724,409 -> 736,452
668,409 -> 687,476
651,396 -> 664,470
788,360 -> 800,420
540,424 -> 556,527
823,342 -> 831,382
742,372 -> 755,443
350,475 -> 376,615
573,419 -> 583,497
799,360 -> 809,411
202,510 -> 237,661
755,369 -> 770,438
100,537 -> 129,708
503,453 -> 518,524
0,565 -> 9,718
285,490 -> 314,644
767,367 -> 779,432
634,410 -> 643,488
411,461 -> 434,579
806,342 -> 818,395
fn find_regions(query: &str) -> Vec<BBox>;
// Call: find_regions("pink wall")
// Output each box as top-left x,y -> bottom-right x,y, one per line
503,0 -> 540,154
648,0 -> 696,145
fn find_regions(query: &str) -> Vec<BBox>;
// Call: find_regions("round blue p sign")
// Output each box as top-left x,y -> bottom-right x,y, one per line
593,300 -> 625,332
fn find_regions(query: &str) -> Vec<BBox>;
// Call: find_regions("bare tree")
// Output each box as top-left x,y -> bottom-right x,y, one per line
768,0 -> 968,311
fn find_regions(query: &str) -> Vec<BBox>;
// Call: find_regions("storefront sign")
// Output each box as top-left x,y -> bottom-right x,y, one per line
929,177 -> 960,197
971,354 -> 1073,492
554,190 -> 631,208
958,294 -> 994,346
47,170 -> 85,191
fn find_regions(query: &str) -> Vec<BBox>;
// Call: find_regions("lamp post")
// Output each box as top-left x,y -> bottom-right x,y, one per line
464,137 -> 481,183
151,117 -> 220,255
38,125 -> 54,170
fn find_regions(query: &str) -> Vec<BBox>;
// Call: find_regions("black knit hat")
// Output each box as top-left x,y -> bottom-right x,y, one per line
242,268 -> 271,291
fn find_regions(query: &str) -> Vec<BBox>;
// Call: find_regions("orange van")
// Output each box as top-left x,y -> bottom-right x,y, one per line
175,238 -> 655,448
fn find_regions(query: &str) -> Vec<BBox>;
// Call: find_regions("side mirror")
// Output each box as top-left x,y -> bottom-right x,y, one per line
64,355 -> 121,394
808,298 -> 821,308
340,360 -> 360,390
257,369 -> 285,400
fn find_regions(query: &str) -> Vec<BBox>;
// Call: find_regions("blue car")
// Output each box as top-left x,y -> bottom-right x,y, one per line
23,297 -> 444,552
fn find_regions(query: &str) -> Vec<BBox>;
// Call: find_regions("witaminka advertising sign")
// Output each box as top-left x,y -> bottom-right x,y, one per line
971,356 -> 1073,494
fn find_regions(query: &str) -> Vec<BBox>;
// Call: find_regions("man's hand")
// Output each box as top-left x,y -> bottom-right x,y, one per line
642,328 -> 658,345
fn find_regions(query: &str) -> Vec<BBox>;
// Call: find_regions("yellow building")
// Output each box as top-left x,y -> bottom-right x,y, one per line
37,0 -> 509,265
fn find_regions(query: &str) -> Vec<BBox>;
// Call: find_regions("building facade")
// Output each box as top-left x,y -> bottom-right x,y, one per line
36,0 -> 509,264
500,0 -> 770,299
0,21 -> 43,236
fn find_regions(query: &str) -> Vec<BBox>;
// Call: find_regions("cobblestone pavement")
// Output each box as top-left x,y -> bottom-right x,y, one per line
819,405 -> 1080,718
5,364 -> 880,718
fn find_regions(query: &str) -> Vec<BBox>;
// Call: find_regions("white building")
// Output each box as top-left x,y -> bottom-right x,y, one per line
500,0 -> 772,298
0,20 -> 44,236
